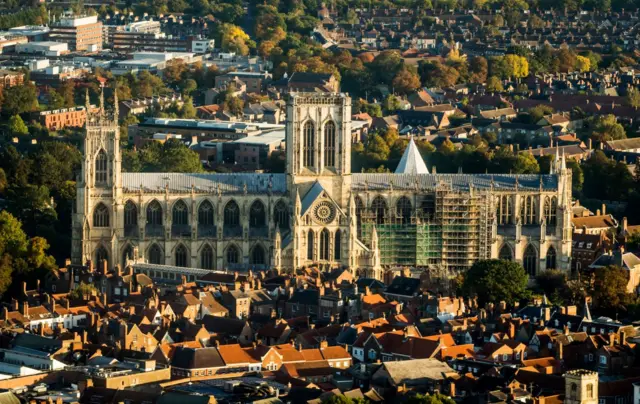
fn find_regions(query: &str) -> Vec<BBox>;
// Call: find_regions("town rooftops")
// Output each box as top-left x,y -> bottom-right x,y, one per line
375,358 -> 454,385
170,347 -> 225,369
572,214 -> 618,229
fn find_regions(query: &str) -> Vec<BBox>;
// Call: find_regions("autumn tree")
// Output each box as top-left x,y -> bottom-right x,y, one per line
219,23 -> 252,55
486,76 -> 503,92
469,56 -> 488,83
627,87 -> 640,110
392,66 -> 421,94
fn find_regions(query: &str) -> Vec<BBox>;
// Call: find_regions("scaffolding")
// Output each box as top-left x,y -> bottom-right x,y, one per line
359,182 -> 493,273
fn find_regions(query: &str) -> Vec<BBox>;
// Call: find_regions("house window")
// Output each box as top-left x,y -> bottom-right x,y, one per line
599,355 -> 607,365
368,349 -> 376,360
589,354 -> 593,361
503,354 -> 508,361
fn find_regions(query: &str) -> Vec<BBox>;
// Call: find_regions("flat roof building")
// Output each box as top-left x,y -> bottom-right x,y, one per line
49,14 -> 102,52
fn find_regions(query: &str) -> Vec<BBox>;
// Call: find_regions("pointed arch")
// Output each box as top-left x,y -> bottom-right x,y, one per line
371,196 -> 388,225
93,203 -> 110,227
544,196 -> 557,226
198,200 -> 215,226
172,200 -> 189,226
274,200 -> 289,231
546,246 -> 557,269
226,244 -> 240,265
200,244 -> 214,270
148,243 -> 164,265
307,229 -> 314,260
146,200 -> 163,226
396,196 -> 412,225
497,195 -> 513,225
523,244 -> 537,277
249,200 -> 266,228
499,244 -> 513,261
335,229 -> 341,261
323,121 -> 336,168
95,245 -> 109,267
175,244 -> 188,267
224,200 -> 240,227
303,120 -> 315,168
251,244 -> 265,265
520,195 -> 536,225
95,149 -> 108,185
122,244 -> 134,267
320,228 -> 330,261
124,200 -> 138,227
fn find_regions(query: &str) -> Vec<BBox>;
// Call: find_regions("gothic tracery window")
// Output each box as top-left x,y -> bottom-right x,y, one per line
544,197 -> 557,226
546,246 -> 557,269
95,149 -> 108,185
523,244 -> 537,276
172,200 -> 188,225
324,121 -> 336,168
320,228 -> 330,261
148,244 -> 164,265
396,196 -> 412,225
251,245 -> 265,265
93,203 -> 109,227
224,200 -> 240,227
124,201 -> 137,227
198,200 -> 215,226
226,245 -> 239,265
201,244 -> 214,269
307,229 -> 314,260
303,121 -> 315,168
250,200 -> 266,228
335,229 -> 341,260
147,201 -> 163,226
175,244 -> 188,267
274,200 -> 289,231
371,196 -> 387,225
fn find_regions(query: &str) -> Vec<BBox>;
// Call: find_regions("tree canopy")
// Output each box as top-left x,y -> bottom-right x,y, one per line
462,259 -> 530,305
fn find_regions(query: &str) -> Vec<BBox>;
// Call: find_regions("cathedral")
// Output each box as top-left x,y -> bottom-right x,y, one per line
72,90 -> 573,281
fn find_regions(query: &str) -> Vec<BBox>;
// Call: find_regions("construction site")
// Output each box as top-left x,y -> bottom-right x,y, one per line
357,182 -> 494,273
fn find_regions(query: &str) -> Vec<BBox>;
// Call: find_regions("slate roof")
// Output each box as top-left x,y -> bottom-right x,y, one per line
351,173 -> 559,191
385,277 -> 421,297
170,347 -> 225,369
289,289 -> 320,305
122,173 -> 287,194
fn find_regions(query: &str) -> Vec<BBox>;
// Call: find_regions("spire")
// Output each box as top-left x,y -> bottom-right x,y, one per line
543,294 -> 549,306
113,85 -> 119,119
395,137 -> 429,174
560,149 -> 566,171
99,85 -> 105,116
348,191 -> 356,218
371,225 -> 379,250
295,188 -> 301,216
85,88 -> 90,110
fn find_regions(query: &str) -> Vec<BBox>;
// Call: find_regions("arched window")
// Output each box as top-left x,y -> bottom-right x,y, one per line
544,197 -> 557,226
93,203 -> 109,227
335,230 -> 341,260
523,244 -> 537,277
198,200 -> 215,226
175,244 -> 188,267
224,201 -> 240,227
226,245 -> 239,265
122,244 -> 133,266
303,121 -> 315,168
396,196 -> 412,225
497,195 -> 513,225
148,244 -> 164,265
274,200 -> 289,231
586,383 -> 593,399
499,244 -> 512,261
147,201 -> 163,226
307,230 -> 314,260
124,201 -> 137,227
201,245 -> 214,270
250,200 -> 266,228
96,245 -> 109,267
251,245 -> 265,265
371,196 -> 387,225
172,200 -> 188,226
320,228 -> 330,261
355,197 -> 364,238
324,121 -> 336,168
520,196 -> 536,225
546,246 -> 557,269
95,149 -> 108,185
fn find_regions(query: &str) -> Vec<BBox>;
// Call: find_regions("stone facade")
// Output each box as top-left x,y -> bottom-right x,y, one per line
72,91 -> 572,280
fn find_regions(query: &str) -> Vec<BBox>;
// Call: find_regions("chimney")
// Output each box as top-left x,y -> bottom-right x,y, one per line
596,209 -> 601,216
609,333 -> 616,346
20,301 -> 28,316
543,307 -> 551,322
508,322 -> 516,339
234,271 -> 239,280
566,305 -> 577,316
499,301 -> 507,312
620,330 -> 627,345
365,286 -> 371,296
623,217 -> 628,232
555,341 -> 563,360
129,305 -> 135,316
102,259 -> 108,274
601,204 -> 606,216
22,281 -> 27,296
563,324 -> 569,335
449,382 -> 456,398
318,286 -> 325,296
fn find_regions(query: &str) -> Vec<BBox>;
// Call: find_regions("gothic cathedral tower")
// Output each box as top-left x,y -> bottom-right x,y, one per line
286,93 -> 354,269
71,84 -> 122,266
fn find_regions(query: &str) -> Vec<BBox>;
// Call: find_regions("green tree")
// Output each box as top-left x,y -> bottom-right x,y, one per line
536,269 -> 567,303
627,231 -> 640,251
181,79 -> 198,96
627,87 -> 640,110
47,89 -> 66,109
69,281 -> 98,300
486,76 -> 503,92
8,115 -> 28,136
407,392 -> 456,404
365,134 -> 391,162
592,114 -> 626,142
2,83 -> 39,115
462,259 -> 529,305
592,266 -> 635,310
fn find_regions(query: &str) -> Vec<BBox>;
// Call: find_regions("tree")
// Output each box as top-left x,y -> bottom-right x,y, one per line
502,54 -> 529,79
219,24 -> 252,55
486,76 -> 503,92
528,105 -> 554,123
469,56 -> 488,84
59,80 -> 76,108
575,55 -> 591,73
536,269 -> 567,303
392,67 -> 421,94
529,14 -> 545,28
627,87 -> 640,110
322,396 -> 367,404
407,393 -> 456,404
627,231 -> 640,252
2,83 -> 39,115
462,259 -> 529,305
592,114 -> 626,142
8,115 -> 28,136
419,61 -> 459,88
592,266 -> 635,310
47,89 -> 66,109
69,281 -> 98,300
365,134 -> 391,161
164,59 -> 187,85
